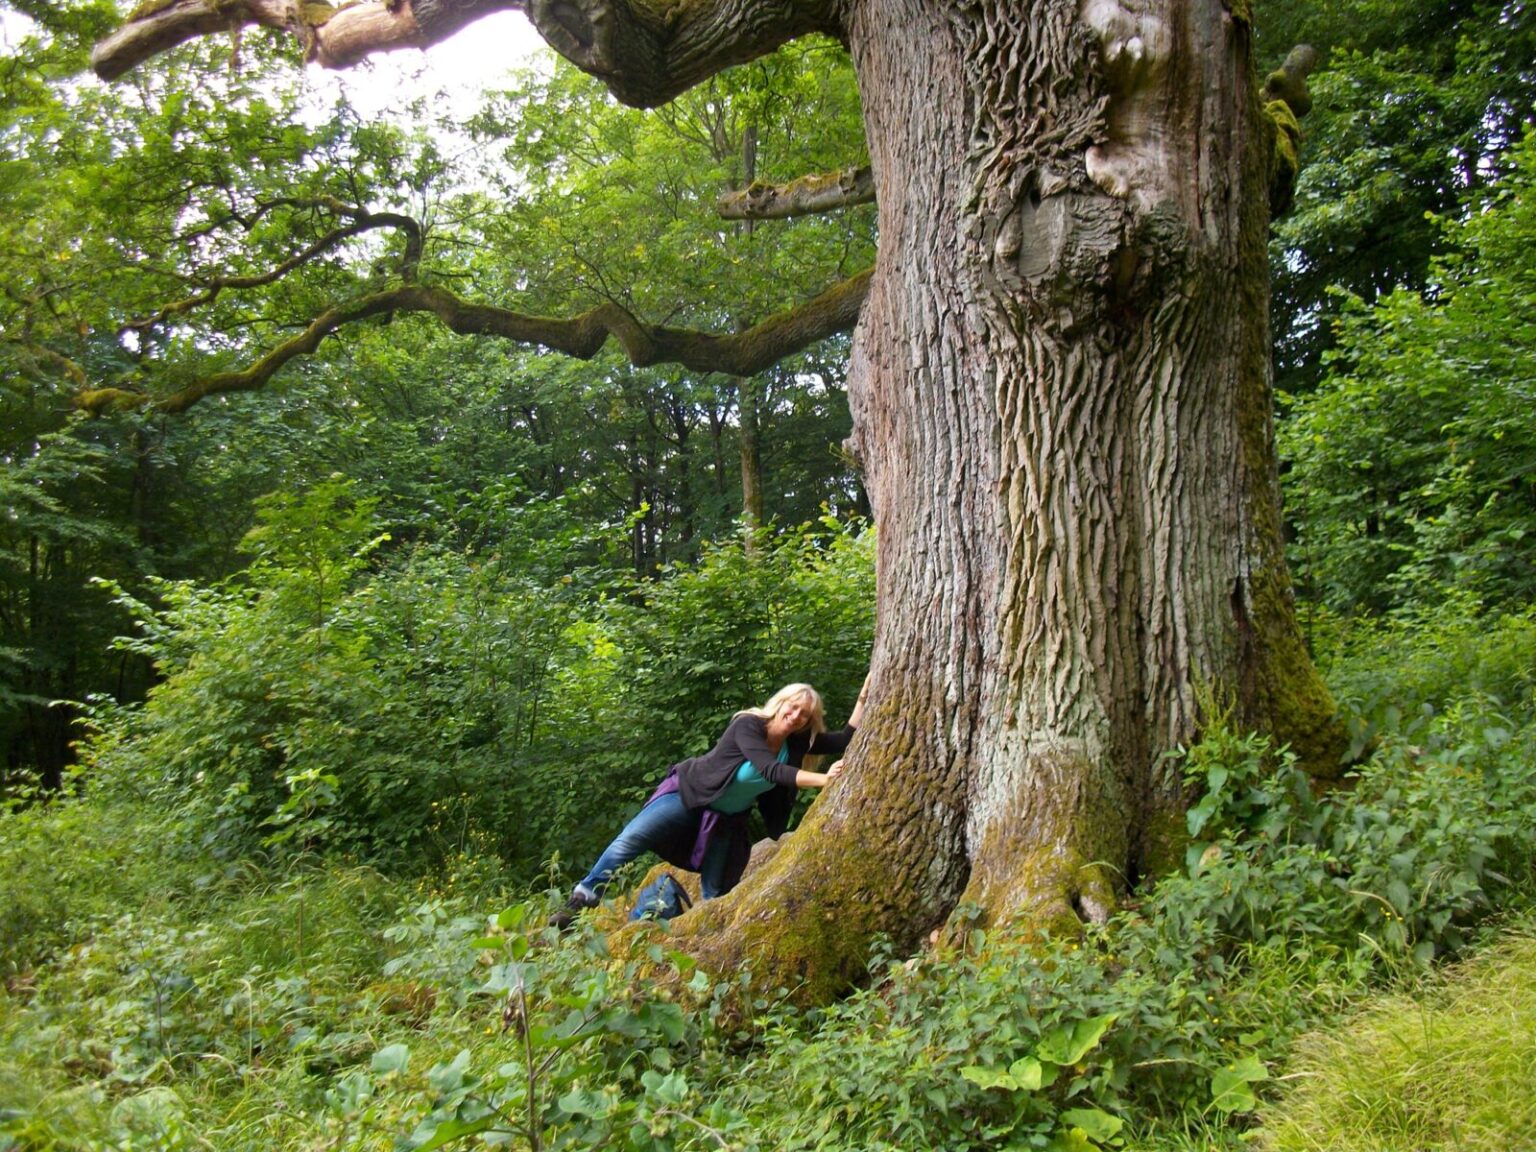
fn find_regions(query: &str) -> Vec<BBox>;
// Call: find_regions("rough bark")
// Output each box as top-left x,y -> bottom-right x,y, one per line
527,0 -> 838,107
717,166 -> 875,220
658,0 -> 1344,1000
93,0 -> 525,80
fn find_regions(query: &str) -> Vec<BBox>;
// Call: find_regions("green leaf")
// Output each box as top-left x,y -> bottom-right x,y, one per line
371,1043 -> 410,1075
1037,1014 -> 1117,1066
961,1065 -> 1019,1091
641,1001 -> 686,1044
1046,1129 -> 1098,1152
1210,1056 -> 1268,1113
427,1049 -> 472,1093
1058,1108 -> 1124,1142
1007,1056 -> 1044,1091
558,1088 -> 612,1118
411,1114 -> 497,1152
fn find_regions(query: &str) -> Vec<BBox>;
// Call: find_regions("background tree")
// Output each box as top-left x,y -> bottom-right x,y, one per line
1281,131 -> 1536,615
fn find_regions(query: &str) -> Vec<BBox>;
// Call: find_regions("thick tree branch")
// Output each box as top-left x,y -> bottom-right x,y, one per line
92,0 -> 524,81
77,269 -> 870,414
716,165 -> 874,220
527,0 -> 838,108
1264,45 -> 1319,217
125,205 -> 423,333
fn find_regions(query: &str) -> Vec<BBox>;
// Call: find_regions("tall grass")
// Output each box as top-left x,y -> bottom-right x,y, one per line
1259,926 -> 1536,1152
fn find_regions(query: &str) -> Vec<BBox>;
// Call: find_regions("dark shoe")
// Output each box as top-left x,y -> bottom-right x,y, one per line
548,888 -> 597,932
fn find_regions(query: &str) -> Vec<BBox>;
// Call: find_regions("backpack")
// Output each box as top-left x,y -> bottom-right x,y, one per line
628,872 -> 693,923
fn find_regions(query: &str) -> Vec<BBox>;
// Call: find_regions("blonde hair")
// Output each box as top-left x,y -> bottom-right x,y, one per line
737,683 -> 828,739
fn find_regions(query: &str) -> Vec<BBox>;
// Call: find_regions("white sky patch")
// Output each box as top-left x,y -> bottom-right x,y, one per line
1,7 -> 35,47
302,9 -> 548,121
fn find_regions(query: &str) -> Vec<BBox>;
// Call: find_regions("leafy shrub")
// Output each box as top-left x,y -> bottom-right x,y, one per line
1315,605 -> 1536,759
0,790 -> 202,977
82,476 -> 591,872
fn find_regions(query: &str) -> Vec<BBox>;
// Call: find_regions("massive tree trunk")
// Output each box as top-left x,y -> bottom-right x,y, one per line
664,0 -> 1343,999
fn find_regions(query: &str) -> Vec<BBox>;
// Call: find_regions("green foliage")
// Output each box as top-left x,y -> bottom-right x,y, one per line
468,42 -> 871,328
82,474 -> 587,869
0,788 -> 199,977
78,491 -> 873,877
0,27 -> 869,779
397,904 -> 748,1152
0,834 -> 441,1152
1281,132 -> 1536,614
1265,0 -> 1535,393
5,598 -> 1536,1152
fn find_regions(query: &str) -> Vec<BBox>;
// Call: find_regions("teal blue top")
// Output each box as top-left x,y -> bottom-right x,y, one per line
708,744 -> 790,814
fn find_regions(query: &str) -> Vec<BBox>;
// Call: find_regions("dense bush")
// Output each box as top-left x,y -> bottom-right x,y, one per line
0,790 -> 206,978
76,477 -> 875,883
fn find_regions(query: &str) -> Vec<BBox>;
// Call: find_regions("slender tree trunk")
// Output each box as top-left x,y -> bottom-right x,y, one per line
673,0 -> 1343,999
737,374 -> 764,534
735,127 -> 766,537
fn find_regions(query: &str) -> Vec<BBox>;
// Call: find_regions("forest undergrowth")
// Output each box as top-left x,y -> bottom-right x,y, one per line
4,604 -> 1535,1152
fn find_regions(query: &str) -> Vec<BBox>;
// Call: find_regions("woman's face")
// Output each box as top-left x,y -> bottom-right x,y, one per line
774,695 -> 813,734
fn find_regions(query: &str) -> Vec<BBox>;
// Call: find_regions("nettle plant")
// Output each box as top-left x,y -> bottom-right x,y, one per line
376,902 -> 753,1152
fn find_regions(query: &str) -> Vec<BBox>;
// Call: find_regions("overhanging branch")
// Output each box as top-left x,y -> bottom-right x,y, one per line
92,0 -> 524,80
78,270 -> 871,414
717,165 -> 874,220
124,202 -> 423,333
528,0 -> 838,108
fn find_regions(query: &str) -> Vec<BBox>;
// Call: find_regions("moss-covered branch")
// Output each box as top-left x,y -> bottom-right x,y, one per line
77,269 -> 870,414
1263,45 -> 1319,217
716,165 -> 874,220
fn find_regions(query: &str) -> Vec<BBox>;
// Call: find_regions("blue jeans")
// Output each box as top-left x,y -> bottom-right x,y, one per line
577,792 -> 732,900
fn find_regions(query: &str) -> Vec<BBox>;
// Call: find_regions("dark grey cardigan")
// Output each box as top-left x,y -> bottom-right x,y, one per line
672,713 -> 857,824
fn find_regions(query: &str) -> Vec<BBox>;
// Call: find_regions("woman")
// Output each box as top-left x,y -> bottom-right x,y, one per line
556,679 -> 867,924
